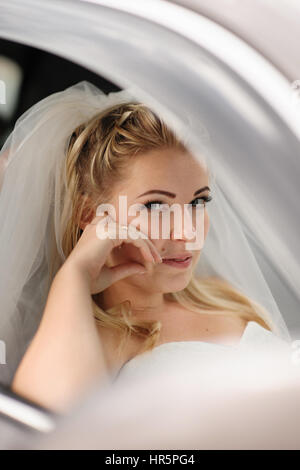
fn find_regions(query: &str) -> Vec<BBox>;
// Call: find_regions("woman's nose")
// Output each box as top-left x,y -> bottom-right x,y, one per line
169,205 -> 197,242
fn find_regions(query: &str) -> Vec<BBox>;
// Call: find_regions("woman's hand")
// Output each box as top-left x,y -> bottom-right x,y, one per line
11,213 -> 164,413
64,214 -> 162,294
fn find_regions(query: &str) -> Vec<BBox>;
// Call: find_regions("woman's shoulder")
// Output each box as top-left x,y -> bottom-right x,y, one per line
212,314 -> 249,342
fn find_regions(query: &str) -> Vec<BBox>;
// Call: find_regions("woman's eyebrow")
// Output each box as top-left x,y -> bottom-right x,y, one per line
137,186 -> 210,198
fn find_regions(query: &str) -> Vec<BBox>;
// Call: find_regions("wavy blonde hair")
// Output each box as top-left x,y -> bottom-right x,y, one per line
56,99 -> 273,358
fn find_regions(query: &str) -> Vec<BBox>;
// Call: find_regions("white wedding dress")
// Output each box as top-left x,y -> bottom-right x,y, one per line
112,321 -> 295,385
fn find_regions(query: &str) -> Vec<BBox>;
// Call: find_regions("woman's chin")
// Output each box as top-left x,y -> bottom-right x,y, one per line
158,272 -> 192,292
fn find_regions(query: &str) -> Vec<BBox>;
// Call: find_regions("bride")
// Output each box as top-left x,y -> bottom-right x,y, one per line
0,81 -> 291,414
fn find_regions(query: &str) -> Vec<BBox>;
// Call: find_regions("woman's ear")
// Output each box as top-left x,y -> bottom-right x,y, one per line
77,194 -> 96,231
79,208 -> 95,231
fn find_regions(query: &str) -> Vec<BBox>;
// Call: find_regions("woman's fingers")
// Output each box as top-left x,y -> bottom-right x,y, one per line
116,224 -> 154,265
122,222 -> 162,263
109,262 -> 147,283
90,262 -> 146,294
122,225 -> 162,266
146,240 -> 162,263
94,214 -> 162,265
80,214 -> 164,294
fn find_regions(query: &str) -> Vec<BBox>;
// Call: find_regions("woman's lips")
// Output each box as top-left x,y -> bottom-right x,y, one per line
161,256 -> 192,269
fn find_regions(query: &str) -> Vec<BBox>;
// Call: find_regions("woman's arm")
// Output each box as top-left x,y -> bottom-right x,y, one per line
11,262 -> 110,414
11,214 -> 161,413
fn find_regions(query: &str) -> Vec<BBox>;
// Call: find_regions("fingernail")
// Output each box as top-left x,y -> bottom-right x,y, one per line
138,271 -> 147,275
155,254 -> 162,263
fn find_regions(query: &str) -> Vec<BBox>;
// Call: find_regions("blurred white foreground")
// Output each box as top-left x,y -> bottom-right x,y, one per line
7,338 -> 300,450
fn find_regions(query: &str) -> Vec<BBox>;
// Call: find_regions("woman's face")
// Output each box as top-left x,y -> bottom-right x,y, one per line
104,148 -> 211,293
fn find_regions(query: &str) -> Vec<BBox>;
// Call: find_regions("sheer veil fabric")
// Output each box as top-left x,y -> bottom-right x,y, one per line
0,80 -> 291,386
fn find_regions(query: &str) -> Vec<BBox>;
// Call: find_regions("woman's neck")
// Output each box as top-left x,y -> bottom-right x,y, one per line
94,284 -> 169,319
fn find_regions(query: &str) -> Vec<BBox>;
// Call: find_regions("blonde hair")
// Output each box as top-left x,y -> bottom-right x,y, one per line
56,99 -> 273,358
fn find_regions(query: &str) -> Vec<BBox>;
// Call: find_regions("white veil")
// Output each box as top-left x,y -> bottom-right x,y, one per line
0,80 -> 291,387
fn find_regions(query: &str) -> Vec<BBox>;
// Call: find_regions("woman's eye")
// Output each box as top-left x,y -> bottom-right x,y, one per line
143,200 -> 166,210
189,196 -> 213,207
143,196 -> 213,211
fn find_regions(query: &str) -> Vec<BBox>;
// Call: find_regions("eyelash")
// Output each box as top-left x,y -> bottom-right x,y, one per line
143,196 -> 213,210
